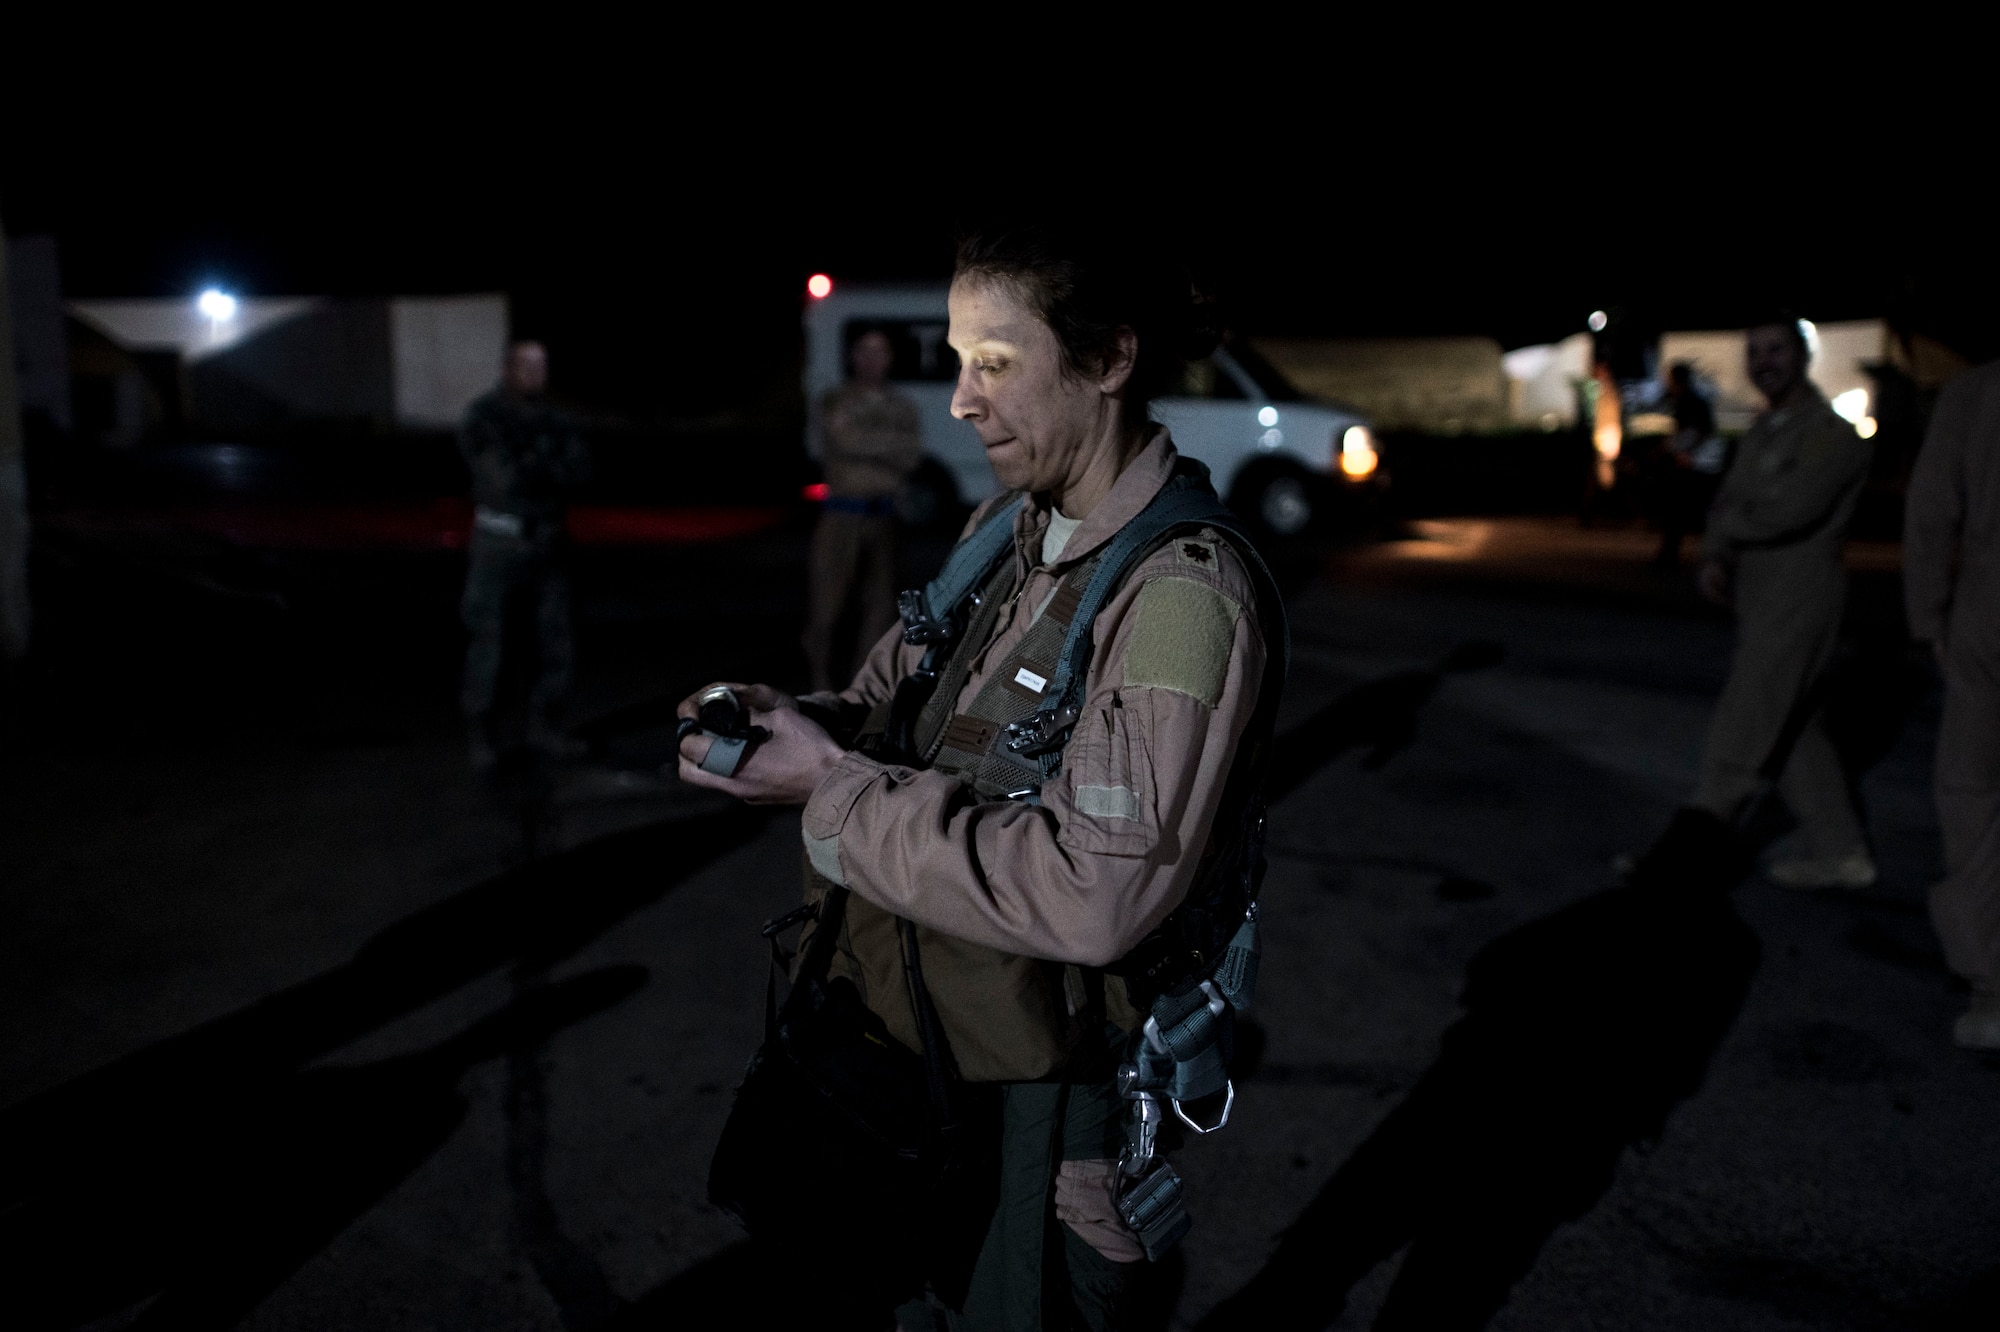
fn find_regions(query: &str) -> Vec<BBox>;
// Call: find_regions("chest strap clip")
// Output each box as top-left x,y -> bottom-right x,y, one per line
898,588 -> 953,645
1002,704 -> 1082,757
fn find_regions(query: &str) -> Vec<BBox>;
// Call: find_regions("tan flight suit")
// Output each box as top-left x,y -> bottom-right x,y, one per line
1693,388 -> 1872,855
800,431 -> 1268,1326
0,226 -> 29,663
1906,362 -> 2000,986
804,383 -> 923,692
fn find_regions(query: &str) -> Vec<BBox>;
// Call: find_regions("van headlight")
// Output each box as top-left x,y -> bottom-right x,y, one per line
1339,425 -> 1379,480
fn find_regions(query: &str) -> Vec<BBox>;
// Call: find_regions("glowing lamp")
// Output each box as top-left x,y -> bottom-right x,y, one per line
1831,388 -> 1869,425
802,482 -> 829,501
1340,425 -> 1379,479
806,274 -> 834,300
1257,405 -> 1280,427
1588,310 -> 1608,332
197,289 -> 238,322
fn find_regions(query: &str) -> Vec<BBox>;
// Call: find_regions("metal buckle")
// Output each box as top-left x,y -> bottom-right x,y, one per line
760,902 -> 817,939
898,589 -> 952,645
1002,705 -> 1081,757
1171,1079 -> 1235,1134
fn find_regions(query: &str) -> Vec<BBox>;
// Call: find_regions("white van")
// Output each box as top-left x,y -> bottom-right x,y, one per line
803,283 -> 1380,537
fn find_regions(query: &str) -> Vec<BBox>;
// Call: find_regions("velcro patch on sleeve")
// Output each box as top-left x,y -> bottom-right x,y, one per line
1074,784 -> 1141,821
1120,576 -> 1241,708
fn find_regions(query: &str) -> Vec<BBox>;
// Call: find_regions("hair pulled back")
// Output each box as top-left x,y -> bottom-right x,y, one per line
953,218 -> 1222,432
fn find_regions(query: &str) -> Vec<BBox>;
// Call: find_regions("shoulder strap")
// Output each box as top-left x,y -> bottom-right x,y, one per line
1007,462 -> 1290,779
898,495 -> 1026,645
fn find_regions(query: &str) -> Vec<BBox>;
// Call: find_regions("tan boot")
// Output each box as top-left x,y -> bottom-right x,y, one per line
1767,850 -> 1878,891
1953,988 -> 2000,1052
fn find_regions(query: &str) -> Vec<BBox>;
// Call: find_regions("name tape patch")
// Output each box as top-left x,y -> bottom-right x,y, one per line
1014,666 -> 1048,694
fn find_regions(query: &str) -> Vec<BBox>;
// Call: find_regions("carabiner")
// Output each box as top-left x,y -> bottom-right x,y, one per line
1171,1078 -> 1235,1134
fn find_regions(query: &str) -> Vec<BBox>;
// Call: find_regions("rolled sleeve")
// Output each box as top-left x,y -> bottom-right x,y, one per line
804,751 -> 900,842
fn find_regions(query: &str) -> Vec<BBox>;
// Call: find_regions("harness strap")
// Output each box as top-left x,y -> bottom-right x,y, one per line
926,556 -> 1103,797
899,495 -> 1026,645
1027,464 -> 1291,781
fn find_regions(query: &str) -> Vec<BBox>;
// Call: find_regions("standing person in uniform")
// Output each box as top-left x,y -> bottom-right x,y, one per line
1904,360 -> 2000,1048
803,326 -> 924,693
1653,362 -> 1721,568
1691,314 -> 1875,888
458,340 -> 590,770
679,222 -> 1284,1329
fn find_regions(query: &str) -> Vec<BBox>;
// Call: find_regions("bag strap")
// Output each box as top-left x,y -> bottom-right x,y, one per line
793,885 -> 849,986
896,918 -> 959,1130
773,889 -> 960,1132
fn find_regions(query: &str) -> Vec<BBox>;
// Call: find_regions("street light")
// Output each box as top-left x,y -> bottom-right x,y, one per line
197,288 -> 238,345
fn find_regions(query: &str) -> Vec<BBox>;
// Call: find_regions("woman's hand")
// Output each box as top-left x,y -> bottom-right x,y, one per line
675,682 -> 844,806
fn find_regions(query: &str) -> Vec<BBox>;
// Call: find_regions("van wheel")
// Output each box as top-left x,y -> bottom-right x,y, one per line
1232,463 -> 1318,540
898,459 -> 961,532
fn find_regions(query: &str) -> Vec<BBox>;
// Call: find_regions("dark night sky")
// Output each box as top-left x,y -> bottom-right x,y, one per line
7,97 -> 1994,417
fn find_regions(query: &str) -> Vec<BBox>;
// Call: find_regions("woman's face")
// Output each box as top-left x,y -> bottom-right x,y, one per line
947,276 -> 1121,498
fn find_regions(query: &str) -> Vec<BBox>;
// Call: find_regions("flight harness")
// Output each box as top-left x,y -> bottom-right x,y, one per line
881,460 -> 1290,1260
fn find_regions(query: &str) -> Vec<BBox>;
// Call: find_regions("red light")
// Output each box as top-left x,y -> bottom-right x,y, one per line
802,482 -> 829,501
806,274 -> 833,299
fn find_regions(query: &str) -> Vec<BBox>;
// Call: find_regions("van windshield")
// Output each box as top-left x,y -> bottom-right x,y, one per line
1222,342 -> 1304,403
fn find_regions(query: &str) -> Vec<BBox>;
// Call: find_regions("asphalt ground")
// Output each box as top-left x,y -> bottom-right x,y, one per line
1,516 -> 1993,1330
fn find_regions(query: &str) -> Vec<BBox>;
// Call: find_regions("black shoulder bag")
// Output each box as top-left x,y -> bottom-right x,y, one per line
707,886 -> 999,1310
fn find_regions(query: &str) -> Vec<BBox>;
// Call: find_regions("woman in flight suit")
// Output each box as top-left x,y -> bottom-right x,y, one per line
678,223 -> 1281,1329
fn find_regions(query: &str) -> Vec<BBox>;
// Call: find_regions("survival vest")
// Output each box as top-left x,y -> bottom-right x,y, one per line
811,458 -> 1288,1086
898,461 -> 1285,955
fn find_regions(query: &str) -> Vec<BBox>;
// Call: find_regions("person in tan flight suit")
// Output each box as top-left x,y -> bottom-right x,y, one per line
680,224 -> 1274,1329
1693,315 -> 1875,888
0,223 -> 31,672
1904,360 -> 2000,1049
803,328 -> 925,692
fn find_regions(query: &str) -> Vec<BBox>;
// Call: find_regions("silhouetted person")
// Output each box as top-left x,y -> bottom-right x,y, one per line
802,327 -> 923,693
1653,362 -> 1721,568
1905,360 -> 2000,1049
459,341 -> 590,770
1691,315 -> 1873,889
0,224 -> 30,671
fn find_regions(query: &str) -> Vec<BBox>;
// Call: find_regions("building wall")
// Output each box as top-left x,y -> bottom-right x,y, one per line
187,301 -> 396,433
66,294 -> 508,436
1252,336 -> 1510,434
390,296 -> 507,429
1660,320 -> 1886,432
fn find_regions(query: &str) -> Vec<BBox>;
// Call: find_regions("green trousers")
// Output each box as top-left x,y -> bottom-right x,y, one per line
901,1080 -> 1137,1332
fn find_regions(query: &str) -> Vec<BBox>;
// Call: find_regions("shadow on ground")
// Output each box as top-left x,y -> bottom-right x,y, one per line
1200,874 -> 1761,1330
0,806 -> 770,1331
1266,640 -> 1505,798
